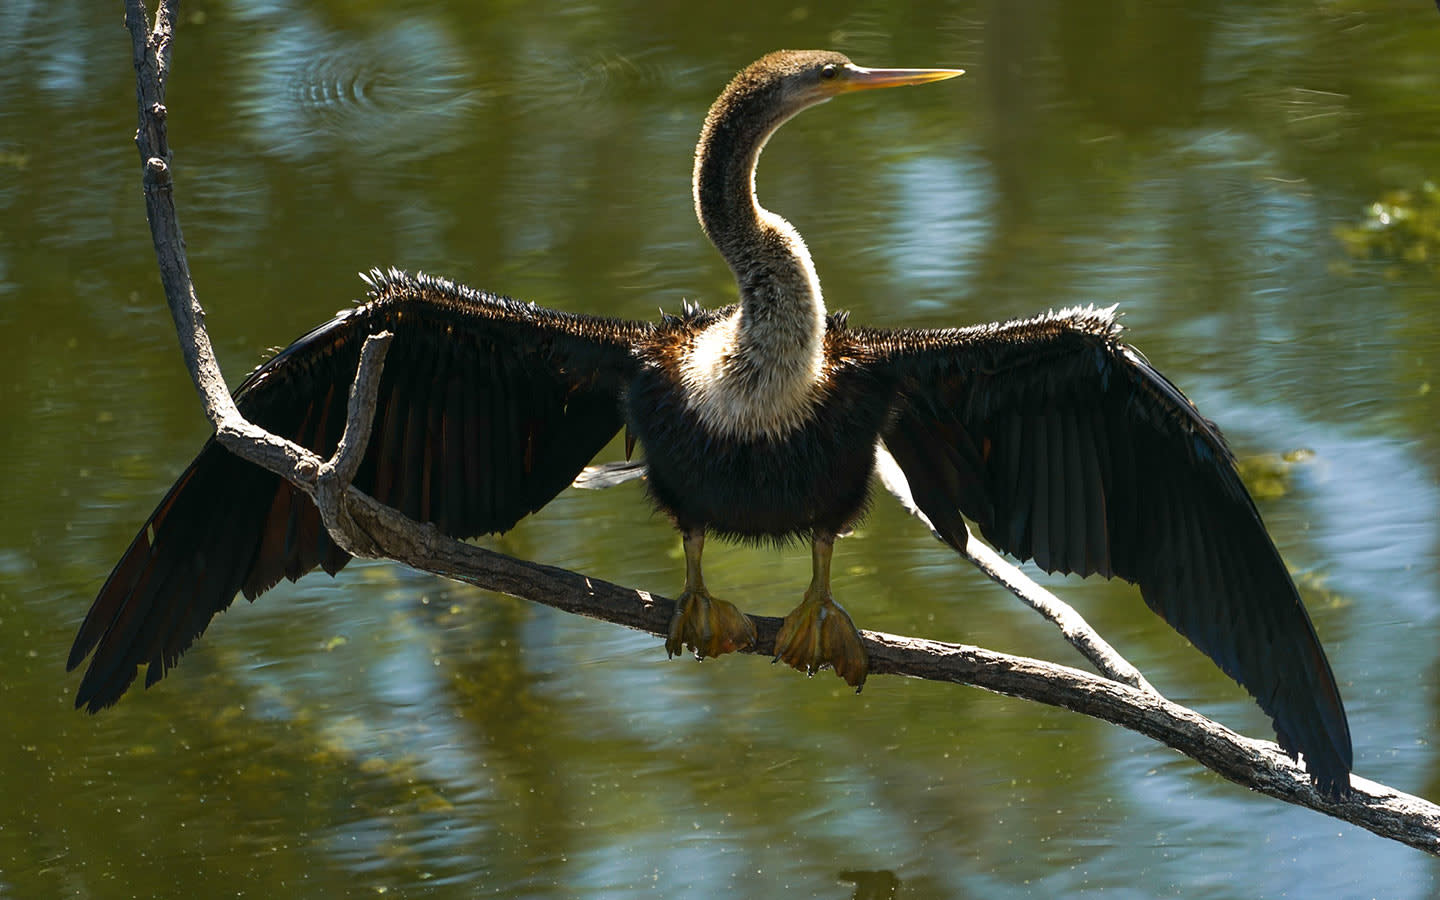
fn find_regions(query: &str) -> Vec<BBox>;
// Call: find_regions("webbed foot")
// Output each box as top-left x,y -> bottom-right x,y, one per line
773,589 -> 868,690
666,587 -> 757,660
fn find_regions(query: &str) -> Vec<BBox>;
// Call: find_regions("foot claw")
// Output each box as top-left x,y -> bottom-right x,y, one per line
666,589 -> 756,660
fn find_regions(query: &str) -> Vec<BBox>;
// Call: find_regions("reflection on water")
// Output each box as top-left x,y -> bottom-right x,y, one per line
884,155 -> 993,304
4,1 -> 1440,897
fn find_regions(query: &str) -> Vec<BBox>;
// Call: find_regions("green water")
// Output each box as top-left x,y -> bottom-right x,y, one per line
3,1 -> 1439,896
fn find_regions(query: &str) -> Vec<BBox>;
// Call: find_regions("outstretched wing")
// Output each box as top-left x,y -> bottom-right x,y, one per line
70,269 -> 650,711
863,305 -> 1352,795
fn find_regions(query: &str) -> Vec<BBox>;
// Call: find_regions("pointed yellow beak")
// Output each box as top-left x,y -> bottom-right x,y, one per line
838,64 -> 964,93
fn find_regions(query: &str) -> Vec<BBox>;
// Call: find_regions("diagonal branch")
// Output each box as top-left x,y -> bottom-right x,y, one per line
309,495 -> 1440,855
873,443 -> 1156,691
117,0 -> 1440,856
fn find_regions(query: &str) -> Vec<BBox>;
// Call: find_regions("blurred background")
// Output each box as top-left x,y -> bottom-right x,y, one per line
2,0 -> 1439,896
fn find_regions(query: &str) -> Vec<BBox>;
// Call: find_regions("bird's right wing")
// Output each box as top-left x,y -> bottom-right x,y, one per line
860,305 -> 1352,795
69,269 -> 651,711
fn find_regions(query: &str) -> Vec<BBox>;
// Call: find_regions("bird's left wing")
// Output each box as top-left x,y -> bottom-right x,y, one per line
858,305 -> 1352,795
69,269 -> 651,710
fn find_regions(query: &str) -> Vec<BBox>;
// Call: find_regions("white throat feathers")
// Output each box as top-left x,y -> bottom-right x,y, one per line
679,209 -> 827,439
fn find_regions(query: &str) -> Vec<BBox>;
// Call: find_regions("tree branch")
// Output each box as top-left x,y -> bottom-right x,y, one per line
124,0 -> 393,562
874,445 -> 1156,691
119,0 -> 1439,855
312,331 -> 394,559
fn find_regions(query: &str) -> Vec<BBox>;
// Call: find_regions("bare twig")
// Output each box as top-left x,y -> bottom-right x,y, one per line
327,332 -> 394,488
313,331 -> 395,558
118,0 -> 1440,855
125,0 -> 228,424
959,533 -> 1157,692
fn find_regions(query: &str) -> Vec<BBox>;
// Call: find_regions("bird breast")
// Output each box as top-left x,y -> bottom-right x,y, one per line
677,307 -> 827,439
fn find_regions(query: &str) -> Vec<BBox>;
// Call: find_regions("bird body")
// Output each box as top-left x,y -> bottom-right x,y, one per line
631,306 -> 891,542
71,50 -> 1353,797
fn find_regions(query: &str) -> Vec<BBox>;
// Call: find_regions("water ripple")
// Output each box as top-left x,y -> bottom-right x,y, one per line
234,16 -> 478,164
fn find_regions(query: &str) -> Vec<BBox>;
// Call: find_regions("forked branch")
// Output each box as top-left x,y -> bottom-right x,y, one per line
118,0 -> 1440,855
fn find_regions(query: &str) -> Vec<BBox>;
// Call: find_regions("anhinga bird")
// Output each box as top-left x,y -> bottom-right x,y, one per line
70,50 -> 1353,795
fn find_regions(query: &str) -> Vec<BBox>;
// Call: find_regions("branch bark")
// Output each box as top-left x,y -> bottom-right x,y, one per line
119,0 -> 1440,856
123,0 -> 393,561
873,445 -> 1156,692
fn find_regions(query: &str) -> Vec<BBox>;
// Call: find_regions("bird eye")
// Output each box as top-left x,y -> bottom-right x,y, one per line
820,64 -> 838,80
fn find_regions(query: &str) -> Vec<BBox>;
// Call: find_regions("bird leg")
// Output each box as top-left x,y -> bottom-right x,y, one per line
773,533 -> 867,690
666,527 -> 757,660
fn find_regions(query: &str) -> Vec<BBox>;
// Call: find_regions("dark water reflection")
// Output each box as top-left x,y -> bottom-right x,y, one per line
4,1 -> 1440,896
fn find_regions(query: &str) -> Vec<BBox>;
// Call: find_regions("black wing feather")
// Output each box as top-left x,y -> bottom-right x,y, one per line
70,269 -> 649,711
866,305 -> 1352,796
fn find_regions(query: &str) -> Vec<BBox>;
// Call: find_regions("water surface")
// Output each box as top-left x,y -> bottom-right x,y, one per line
3,1 -> 1439,896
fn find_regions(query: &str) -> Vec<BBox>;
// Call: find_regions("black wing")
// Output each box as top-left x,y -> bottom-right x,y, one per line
865,305 -> 1352,795
69,269 -> 651,711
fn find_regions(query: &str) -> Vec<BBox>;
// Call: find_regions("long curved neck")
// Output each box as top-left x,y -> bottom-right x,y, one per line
684,82 -> 827,436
